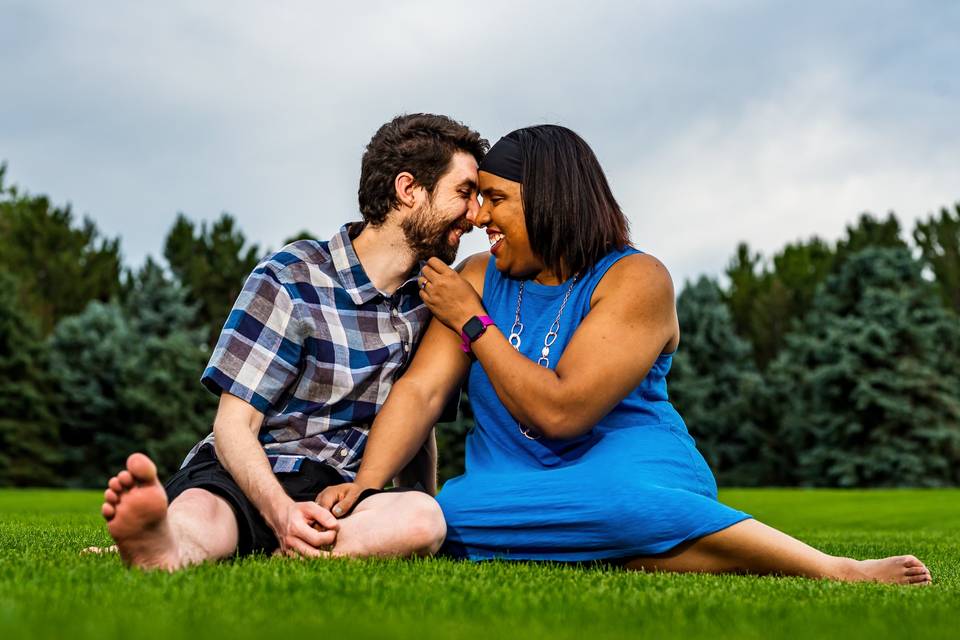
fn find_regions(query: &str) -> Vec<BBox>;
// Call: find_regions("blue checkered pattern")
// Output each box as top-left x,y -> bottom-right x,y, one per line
184,223 -> 431,480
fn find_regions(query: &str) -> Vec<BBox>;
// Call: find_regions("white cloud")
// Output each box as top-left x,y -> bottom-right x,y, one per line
616,67 -> 960,285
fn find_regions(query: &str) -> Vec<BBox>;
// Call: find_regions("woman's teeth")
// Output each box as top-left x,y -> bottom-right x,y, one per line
488,233 -> 504,246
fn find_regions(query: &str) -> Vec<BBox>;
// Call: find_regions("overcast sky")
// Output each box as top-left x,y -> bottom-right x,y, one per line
2,0 -> 958,286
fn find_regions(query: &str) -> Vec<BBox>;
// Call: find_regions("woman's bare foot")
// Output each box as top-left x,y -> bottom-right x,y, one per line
101,453 -> 182,571
837,555 -> 932,585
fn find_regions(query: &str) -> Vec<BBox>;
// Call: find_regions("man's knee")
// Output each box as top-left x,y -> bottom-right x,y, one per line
171,487 -> 232,516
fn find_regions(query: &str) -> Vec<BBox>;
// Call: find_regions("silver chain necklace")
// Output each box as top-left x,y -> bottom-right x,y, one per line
508,275 -> 578,440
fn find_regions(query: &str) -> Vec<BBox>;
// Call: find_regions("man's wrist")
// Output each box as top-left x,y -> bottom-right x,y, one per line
263,493 -> 295,531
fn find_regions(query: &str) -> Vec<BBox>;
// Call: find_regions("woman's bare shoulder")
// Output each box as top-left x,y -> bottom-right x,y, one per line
593,252 -> 675,306
455,252 -> 492,297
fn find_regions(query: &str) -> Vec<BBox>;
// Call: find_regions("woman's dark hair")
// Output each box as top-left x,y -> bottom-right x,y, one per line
358,114 -> 488,225
514,125 -> 630,278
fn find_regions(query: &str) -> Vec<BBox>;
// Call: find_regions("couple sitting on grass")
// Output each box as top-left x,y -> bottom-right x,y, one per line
99,114 -> 931,584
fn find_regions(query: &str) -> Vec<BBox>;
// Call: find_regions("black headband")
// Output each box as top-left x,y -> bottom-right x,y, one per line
478,131 -> 523,183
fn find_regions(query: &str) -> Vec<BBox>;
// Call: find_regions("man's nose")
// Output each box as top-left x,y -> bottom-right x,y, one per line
466,195 -> 482,226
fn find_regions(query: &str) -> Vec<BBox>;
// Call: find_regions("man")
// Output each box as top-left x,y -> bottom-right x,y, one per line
98,114 -> 487,570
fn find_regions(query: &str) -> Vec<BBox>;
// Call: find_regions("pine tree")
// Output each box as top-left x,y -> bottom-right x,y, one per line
48,302 -> 135,486
163,213 -> 262,347
48,262 -> 217,486
121,260 -> 217,474
0,273 -> 61,486
771,247 -> 960,487
0,165 -> 121,335
750,238 -> 835,369
834,212 -> 907,266
914,203 -> 960,315
670,277 -> 774,485
436,388 -> 473,484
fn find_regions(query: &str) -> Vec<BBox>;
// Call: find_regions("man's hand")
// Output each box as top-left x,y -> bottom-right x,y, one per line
316,482 -> 368,518
270,500 -> 339,557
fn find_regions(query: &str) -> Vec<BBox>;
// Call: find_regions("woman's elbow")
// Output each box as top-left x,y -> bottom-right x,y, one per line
535,409 -> 594,440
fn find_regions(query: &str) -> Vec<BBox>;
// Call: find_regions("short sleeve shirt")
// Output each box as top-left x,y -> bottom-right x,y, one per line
185,223 -> 431,480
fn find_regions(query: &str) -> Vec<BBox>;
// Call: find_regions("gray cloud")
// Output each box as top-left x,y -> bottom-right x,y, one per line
2,0 -> 957,285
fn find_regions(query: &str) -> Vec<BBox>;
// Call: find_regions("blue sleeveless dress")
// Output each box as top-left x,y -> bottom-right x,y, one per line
436,247 -> 751,561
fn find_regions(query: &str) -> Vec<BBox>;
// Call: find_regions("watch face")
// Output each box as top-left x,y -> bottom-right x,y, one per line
464,316 -> 486,341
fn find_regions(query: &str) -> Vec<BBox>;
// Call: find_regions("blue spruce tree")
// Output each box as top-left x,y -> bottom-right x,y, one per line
670,277 -> 774,485
771,247 -> 960,486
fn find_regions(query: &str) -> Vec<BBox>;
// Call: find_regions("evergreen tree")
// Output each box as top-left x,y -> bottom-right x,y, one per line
771,247 -> 960,487
0,164 -> 121,335
670,277 -> 774,485
834,212 -> 906,265
163,213 -> 261,347
282,230 -> 318,244
913,203 -> 960,315
724,243 -> 766,347
48,302 -> 136,485
122,260 -> 217,473
436,388 -> 473,484
48,262 -> 216,486
749,238 -> 836,369
0,273 -> 61,486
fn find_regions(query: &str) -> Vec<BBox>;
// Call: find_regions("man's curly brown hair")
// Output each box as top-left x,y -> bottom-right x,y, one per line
358,114 -> 488,226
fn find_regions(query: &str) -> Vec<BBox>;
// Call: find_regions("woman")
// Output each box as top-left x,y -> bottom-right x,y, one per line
321,126 -> 931,584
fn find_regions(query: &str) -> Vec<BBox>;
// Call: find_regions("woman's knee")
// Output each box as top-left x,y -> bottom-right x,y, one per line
399,492 -> 447,555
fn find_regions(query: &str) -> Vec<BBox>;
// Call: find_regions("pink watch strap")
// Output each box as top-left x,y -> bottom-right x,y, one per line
460,315 -> 495,353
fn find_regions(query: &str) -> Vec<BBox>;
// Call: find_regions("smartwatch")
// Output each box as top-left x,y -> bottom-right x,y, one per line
460,315 -> 495,353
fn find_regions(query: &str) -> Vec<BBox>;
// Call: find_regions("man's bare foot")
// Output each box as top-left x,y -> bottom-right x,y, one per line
101,453 -> 181,571
838,555 -> 932,585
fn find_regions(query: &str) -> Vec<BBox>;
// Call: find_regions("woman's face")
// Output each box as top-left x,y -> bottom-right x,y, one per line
471,170 -> 546,279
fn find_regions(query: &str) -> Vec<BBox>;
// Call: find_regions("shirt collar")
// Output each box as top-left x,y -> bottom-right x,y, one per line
329,223 -> 421,305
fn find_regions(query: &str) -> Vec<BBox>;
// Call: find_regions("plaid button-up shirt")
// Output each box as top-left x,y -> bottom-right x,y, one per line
185,223 -> 431,480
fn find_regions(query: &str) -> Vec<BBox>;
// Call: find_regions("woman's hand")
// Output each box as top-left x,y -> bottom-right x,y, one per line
419,257 -> 486,333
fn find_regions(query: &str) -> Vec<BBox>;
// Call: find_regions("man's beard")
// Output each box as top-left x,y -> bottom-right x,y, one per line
400,203 -> 472,265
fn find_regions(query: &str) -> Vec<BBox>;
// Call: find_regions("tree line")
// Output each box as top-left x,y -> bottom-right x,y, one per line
1,163 -> 958,487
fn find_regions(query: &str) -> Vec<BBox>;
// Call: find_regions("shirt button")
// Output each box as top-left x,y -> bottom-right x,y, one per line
403,343 -> 410,353
391,308 -> 399,317
339,448 -> 348,457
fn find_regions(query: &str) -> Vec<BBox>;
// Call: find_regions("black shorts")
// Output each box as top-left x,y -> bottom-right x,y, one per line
164,444 -> 384,557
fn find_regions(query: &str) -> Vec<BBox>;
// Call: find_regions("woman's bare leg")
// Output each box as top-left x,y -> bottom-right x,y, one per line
625,519 -> 931,585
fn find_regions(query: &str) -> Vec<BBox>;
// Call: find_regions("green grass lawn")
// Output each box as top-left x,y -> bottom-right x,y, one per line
1,488 -> 957,640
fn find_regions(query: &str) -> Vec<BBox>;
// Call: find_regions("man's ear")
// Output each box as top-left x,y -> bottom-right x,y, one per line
394,171 -> 423,209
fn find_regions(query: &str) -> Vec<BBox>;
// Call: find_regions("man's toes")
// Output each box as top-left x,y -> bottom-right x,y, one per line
905,566 -> 929,577
102,502 -> 116,520
104,488 -> 119,504
901,555 -> 923,568
126,453 -> 158,483
117,470 -> 134,488
108,476 -> 123,493
907,574 -> 932,585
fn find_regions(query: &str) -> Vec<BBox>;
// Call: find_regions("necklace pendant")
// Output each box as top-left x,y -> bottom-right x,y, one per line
519,423 -> 541,440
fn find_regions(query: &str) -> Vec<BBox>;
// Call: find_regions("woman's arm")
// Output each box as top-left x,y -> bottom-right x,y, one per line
420,253 -> 679,440
316,254 -> 487,515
